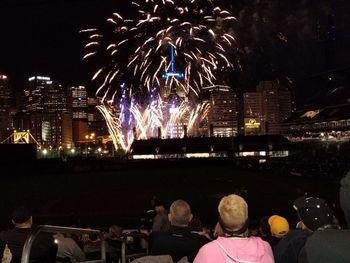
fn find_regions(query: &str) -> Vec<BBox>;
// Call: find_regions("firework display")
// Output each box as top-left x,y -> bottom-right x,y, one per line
81,0 -> 237,151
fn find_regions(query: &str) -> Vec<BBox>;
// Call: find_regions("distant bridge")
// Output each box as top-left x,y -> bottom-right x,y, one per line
1,131 -> 42,148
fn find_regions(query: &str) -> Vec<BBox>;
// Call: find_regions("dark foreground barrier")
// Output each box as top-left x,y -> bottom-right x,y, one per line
0,144 -> 37,161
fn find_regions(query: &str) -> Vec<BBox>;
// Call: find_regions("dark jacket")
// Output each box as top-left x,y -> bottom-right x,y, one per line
150,225 -> 209,262
298,229 -> 350,263
262,235 -> 281,250
340,170 -> 350,227
273,229 -> 311,263
0,227 -> 57,263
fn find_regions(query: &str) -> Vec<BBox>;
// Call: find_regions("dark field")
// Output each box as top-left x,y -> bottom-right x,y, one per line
0,156 -> 344,231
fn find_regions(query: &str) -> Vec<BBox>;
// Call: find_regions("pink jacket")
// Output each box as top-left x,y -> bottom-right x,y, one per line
193,236 -> 274,263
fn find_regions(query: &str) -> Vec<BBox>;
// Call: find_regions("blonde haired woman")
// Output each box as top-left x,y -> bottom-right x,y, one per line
194,194 -> 274,263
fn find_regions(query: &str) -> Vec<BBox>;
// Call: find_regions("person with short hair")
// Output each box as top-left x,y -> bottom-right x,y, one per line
168,200 -> 192,226
194,194 -> 274,263
150,200 -> 209,262
0,206 -> 57,263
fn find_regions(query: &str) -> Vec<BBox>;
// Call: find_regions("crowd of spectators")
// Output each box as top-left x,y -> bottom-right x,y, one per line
1,169 -> 349,263
287,141 -> 350,180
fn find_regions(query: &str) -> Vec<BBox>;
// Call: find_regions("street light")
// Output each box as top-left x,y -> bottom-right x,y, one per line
84,135 -> 89,157
84,133 -> 96,157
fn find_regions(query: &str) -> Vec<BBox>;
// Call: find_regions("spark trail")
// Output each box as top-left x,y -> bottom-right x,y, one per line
81,0 -> 237,151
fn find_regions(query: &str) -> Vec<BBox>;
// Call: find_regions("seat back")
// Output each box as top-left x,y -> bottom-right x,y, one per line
21,225 -> 106,263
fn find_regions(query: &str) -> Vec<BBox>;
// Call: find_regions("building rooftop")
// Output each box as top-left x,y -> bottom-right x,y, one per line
284,103 -> 350,125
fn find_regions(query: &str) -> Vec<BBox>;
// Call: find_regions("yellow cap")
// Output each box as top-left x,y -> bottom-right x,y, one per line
268,215 -> 289,238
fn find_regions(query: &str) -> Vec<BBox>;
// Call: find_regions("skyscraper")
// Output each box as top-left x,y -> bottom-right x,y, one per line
22,76 -> 72,148
67,85 -> 88,144
87,97 -> 108,137
0,75 -> 12,141
68,85 -> 88,119
244,81 -> 292,135
243,91 -> 263,135
204,85 -> 239,137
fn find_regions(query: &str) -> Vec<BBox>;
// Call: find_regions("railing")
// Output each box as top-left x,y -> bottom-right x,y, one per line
121,241 -> 148,263
21,225 -> 106,263
120,232 -> 148,263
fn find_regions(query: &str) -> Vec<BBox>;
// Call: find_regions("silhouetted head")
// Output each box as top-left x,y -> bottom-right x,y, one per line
216,194 -> 249,237
268,215 -> 289,238
168,200 -> 193,227
293,196 -> 333,231
12,206 -> 32,228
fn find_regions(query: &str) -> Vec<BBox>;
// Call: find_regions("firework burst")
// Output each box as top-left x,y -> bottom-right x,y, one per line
81,0 -> 237,151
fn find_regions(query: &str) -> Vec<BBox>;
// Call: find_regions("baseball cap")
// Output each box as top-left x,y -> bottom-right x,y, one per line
293,196 -> 333,231
268,215 -> 289,238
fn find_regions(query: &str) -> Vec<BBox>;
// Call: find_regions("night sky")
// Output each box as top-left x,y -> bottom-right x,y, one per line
0,0 -> 349,105
0,0 -> 123,88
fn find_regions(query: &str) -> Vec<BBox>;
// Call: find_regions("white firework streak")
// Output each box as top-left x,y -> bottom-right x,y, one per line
185,102 -> 210,136
81,0 -> 236,151
81,0 -> 237,96
96,96 -> 209,152
96,103 -> 133,151
130,104 -> 150,139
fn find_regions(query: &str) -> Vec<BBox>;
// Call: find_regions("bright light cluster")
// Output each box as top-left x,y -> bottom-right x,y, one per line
97,86 -> 210,151
81,0 -> 237,152
28,76 -> 51,82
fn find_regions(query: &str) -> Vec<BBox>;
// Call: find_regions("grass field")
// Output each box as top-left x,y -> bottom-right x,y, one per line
0,157 -> 344,231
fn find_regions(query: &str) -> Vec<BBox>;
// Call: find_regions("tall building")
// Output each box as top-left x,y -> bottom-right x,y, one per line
87,97 -> 108,137
0,75 -> 12,141
68,85 -> 88,119
0,75 -> 11,110
244,81 -> 292,135
204,85 -> 239,137
67,85 -> 88,144
243,92 -> 263,135
278,87 -> 293,122
22,76 -> 72,148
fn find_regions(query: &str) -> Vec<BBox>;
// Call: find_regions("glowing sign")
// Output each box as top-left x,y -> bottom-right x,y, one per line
37,76 -> 51,80
162,46 -> 184,79
245,118 -> 260,129
301,110 -> 320,119
162,72 -> 184,78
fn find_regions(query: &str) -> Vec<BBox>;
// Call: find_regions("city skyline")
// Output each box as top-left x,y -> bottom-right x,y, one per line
1,74 -> 292,150
1,0 -> 349,106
